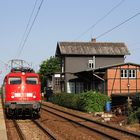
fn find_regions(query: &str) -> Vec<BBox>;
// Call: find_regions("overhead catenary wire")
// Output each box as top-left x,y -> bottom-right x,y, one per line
16,0 -> 39,58
96,12 -> 140,39
74,0 -> 125,41
17,0 -> 45,58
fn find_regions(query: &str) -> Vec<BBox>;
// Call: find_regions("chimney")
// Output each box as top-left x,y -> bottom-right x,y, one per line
91,38 -> 96,43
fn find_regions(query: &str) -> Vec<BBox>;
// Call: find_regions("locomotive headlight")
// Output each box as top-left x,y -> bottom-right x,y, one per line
11,95 -> 15,99
33,92 -> 36,98
33,95 -> 36,98
22,72 -> 25,75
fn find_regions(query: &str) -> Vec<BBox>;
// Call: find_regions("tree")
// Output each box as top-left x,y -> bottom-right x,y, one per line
38,56 -> 61,91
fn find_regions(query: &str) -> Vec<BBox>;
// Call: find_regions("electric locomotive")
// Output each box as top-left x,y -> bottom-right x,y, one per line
3,66 -> 41,117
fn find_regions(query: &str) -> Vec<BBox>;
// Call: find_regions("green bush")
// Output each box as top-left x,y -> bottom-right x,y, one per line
50,90 -> 110,113
77,90 -> 110,112
128,108 -> 140,124
50,92 -> 80,109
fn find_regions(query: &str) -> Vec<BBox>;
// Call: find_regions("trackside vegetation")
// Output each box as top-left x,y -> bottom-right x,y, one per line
50,90 -> 110,113
127,96 -> 140,124
127,108 -> 140,124
38,56 -> 61,91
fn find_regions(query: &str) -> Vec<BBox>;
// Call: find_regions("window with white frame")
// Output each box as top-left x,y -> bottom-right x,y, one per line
121,69 -> 128,78
88,60 -> 94,69
55,78 -> 60,85
54,74 -> 61,85
129,69 -> 136,78
121,69 -> 136,78
88,56 -> 95,69
88,60 -> 95,69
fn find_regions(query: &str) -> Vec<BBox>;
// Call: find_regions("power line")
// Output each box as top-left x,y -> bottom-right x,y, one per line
96,12 -> 140,39
17,0 -> 45,58
16,0 -> 39,58
74,0 -> 125,41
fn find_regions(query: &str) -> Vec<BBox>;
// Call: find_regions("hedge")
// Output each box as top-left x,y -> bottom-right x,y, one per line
50,90 -> 110,113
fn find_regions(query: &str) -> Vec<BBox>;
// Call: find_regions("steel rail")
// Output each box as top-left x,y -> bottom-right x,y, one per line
13,120 -> 25,140
41,103 -> 140,139
41,106 -> 119,140
32,119 -> 57,140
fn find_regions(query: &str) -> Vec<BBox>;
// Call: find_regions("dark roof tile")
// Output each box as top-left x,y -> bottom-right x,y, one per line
56,42 -> 130,56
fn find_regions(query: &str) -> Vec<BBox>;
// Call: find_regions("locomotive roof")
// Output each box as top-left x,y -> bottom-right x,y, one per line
5,68 -> 39,78
6,72 -> 39,77
11,67 -> 35,73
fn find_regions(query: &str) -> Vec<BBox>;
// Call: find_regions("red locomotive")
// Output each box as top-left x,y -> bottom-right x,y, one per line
3,65 -> 41,117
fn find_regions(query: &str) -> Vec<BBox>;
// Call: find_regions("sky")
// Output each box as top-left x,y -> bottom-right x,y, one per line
0,0 -> 140,84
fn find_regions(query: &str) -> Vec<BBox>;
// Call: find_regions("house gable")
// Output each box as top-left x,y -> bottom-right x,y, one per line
106,63 -> 140,96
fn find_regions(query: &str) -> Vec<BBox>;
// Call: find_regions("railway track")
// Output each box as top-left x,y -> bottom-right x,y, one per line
13,119 -> 24,140
41,103 -> 140,140
13,119 -> 56,140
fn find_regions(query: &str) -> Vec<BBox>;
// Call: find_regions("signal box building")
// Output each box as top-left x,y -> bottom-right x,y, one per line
53,39 -> 131,95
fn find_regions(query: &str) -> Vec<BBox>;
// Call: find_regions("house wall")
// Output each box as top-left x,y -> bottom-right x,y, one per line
64,56 -> 90,83
63,56 -> 93,93
107,64 -> 140,96
95,56 -> 124,68
64,56 -> 124,81
63,55 -> 125,93
65,56 -> 90,73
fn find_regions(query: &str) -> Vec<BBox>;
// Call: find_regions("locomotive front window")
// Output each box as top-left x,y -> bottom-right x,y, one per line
26,77 -> 38,84
8,77 -> 21,84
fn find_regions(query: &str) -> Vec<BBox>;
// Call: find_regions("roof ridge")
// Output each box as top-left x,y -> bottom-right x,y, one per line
58,41 -> 125,44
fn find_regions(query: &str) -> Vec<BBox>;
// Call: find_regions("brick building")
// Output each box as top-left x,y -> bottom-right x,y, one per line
75,62 -> 140,97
